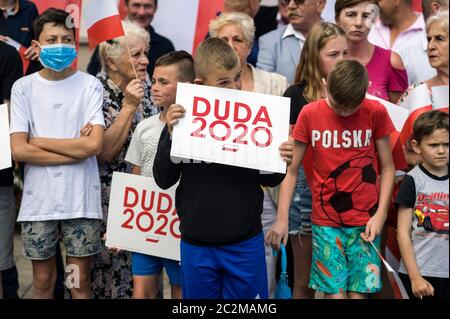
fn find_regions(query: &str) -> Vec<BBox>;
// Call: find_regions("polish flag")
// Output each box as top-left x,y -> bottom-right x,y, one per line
118,0 -> 126,18
431,86 -> 449,111
366,94 -> 409,170
118,0 -> 334,54
4,38 -> 30,74
192,0 -> 225,53
150,0 -> 224,53
82,0 -> 124,49
398,84 -> 434,146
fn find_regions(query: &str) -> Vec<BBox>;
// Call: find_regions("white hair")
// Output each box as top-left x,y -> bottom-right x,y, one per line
99,20 -> 150,71
209,12 -> 256,44
426,9 -> 449,32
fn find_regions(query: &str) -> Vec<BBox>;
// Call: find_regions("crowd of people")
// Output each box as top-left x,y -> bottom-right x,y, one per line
0,0 -> 448,300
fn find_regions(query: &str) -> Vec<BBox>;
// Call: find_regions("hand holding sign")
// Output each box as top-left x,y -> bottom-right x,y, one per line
167,104 -> 186,136
279,138 -> 293,167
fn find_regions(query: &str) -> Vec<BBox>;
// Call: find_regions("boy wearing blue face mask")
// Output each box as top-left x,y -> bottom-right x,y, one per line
9,8 -> 105,299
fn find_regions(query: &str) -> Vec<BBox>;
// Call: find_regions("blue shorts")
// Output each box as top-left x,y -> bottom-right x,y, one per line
180,232 -> 268,299
288,165 -> 312,235
131,252 -> 181,286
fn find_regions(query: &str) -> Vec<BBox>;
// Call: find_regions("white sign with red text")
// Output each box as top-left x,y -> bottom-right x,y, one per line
171,83 -> 290,173
0,104 -> 11,170
106,172 -> 180,261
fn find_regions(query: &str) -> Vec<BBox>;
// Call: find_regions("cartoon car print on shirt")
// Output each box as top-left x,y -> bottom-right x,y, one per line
415,204 -> 449,233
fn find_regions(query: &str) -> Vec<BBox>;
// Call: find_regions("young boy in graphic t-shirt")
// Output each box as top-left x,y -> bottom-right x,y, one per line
269,60 -> 396,299
396,110 -> 449,300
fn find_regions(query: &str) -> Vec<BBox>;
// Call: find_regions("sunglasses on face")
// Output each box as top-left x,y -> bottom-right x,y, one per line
281,0 -> 306,6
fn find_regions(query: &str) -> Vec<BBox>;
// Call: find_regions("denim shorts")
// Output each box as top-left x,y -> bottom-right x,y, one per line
288,166 -> 312,235
21,218 -> 102,260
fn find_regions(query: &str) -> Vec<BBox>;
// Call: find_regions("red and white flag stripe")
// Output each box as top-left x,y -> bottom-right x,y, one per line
398,84 -> 434,145
4,38 -> 29,74
431,86 -> 449,112
82,0 -> 124,49
398,84 -> 449,150
367,94 -> 409,170
150,0 -> 224,53
192,0 -> 225,53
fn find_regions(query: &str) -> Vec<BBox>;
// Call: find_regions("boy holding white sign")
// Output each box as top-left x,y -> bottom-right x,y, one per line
125,51 -> 195,299
153,38 -> 293,299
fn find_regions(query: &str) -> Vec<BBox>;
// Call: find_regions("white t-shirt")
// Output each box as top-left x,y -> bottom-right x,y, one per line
10,71 -> 105,222
125,114 -> 165,177
368,14 -> 426,53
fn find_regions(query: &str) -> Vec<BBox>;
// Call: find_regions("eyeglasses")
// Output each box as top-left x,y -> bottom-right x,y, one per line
281,0 -> 306,6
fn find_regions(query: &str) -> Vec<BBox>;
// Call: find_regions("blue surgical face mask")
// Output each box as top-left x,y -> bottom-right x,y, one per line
38,43 -> 77,72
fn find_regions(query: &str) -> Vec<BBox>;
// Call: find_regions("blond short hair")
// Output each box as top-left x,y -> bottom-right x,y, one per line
209,12 -> 256,44
99,21 -> 150,71
194,38 -> 239,80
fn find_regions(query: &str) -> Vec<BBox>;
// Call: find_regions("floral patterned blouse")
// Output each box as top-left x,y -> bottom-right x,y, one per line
398,81 -> 437,107
91,71 -> 159,299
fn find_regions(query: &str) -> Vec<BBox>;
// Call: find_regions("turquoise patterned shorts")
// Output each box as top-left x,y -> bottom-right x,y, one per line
310,225 -> 382,295
21,218 -> 102,260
